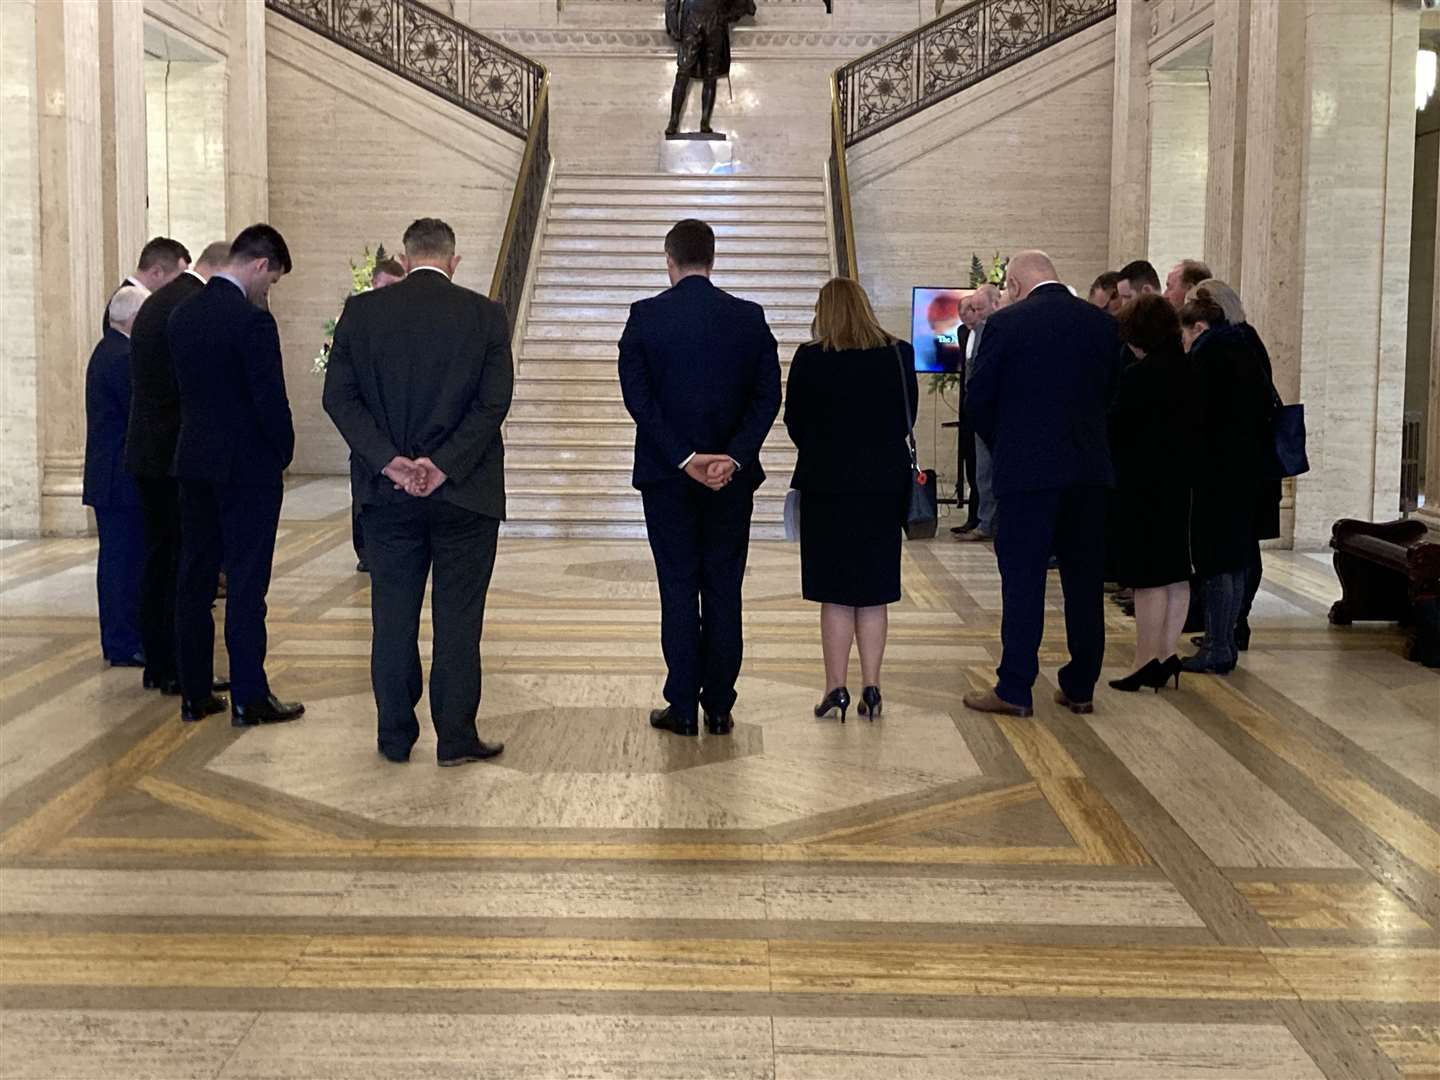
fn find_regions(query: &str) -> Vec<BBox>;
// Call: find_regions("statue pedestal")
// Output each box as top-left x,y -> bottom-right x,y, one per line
660,131 -> 736,174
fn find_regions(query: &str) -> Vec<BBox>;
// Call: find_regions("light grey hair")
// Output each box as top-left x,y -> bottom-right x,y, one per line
108,284 -> 149,326
1193,278 -> 1247,324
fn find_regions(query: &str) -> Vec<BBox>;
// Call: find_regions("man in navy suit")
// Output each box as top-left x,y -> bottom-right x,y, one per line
963,250 -> 1122,717
619,219 -> 780,736
83,285 -> 149,667
169,224 -> 304,728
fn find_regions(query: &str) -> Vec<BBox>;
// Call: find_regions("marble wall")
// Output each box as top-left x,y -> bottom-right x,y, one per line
1294,0 -> 1417,546
144,60 -> 228,253
1,0 -> 44,536
1146,73 -> 1208,279
264,14 -> 522,474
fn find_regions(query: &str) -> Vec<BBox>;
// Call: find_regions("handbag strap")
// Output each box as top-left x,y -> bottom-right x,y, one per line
892,342 -> 919,470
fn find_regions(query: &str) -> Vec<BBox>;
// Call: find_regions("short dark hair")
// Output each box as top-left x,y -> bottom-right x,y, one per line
229,224 -> 292,274
137,237 -> 191,272
403,218 -> 456,258
1175,259 -> 1212,291
1118,294 -> 1181,354
664,219 -> 715,269
372,257 -> 405,282
1089,271 -> 1120,298
1118,259 -> 1160,293
1179,287 -> 1229,331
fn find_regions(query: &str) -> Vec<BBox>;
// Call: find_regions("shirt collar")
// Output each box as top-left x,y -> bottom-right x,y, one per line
214,271 -> 246,295
1031,280 -> 1063,292
409,265 -> 450,280
184,268 -> 206,284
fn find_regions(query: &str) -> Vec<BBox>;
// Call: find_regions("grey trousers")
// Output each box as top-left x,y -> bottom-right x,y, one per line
975,437 -> 999,535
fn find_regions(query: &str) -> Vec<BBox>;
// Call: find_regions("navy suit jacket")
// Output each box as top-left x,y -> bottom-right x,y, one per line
618,275 -> 780,489
169,277 -> 295,486
964,283 -> 1121,497
83,329 -> 142,509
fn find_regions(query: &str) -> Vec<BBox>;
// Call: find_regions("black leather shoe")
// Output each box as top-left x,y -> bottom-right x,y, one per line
181,694 -> 228,722
107,654 -> 146,669
356,560 -> 369,574
704,710 -> 734,735
438,740 -> 504,767
650,706 -> 699,737
212,676 -> 231,692
232,694 -> 305,727
378,746 -> 410,764
143,672 -> 171,691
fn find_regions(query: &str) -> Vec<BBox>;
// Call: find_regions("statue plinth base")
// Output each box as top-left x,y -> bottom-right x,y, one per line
660,131 -> 737,174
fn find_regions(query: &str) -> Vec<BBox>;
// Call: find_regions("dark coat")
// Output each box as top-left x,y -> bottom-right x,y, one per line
170,277 -> 295,487
1189,323 -> 1274,574
323,269 -> 514,520
125,271 -> 204,479
83,329 -> 143,509
964,283 -> 1122,497
1240,322 -> 1283,541
784,339 -> 918,494
618,275 -> 780,489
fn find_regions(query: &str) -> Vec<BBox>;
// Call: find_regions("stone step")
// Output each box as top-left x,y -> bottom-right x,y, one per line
550,190 -> 825,210
556,173 -> 824,194
550,204 -> 824,225
535,267 -> 829,289
506,415 -> 787,443
526,299 -> 814,321
539,252 -> 831,273
523,322 -> 814,343
545,220 -> 828,240
529,283 -> 823,308
542,235 -> 829,256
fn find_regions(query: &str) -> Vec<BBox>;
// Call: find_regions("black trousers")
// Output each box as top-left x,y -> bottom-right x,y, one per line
352,499 -> 365,562
641,479 -> 754,720
993,486 -> 1107,709
960,424 -> 979,526
176,480 -> 283,705
136,476 -> 181,683
364,500 -> 499,760
94,506 -> 145,663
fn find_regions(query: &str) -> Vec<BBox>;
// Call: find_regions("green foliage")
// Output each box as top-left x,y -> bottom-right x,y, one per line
968,254 -> 986,288
313,242 -> 388,375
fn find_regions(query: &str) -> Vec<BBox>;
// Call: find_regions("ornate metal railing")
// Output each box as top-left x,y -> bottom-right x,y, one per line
825,0 -> 1114,277
265,0 -> 551,333
835,0 -> 1114,146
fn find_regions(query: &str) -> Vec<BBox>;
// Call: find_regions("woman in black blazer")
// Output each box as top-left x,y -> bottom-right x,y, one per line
1107,295 -> 1198,692
1179,286 -> 1274,675
784,278 -> 917,723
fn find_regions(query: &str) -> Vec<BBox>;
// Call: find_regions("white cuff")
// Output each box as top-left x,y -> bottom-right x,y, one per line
679,452 -> 696,468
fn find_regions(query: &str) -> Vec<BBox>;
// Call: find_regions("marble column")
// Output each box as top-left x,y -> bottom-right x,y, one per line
226,0 -> 268,232
1108,0 -> 1150,265
1147,70 -> 1209,276
0,0 -> 44,537
99,0 -> 148,284
36,0 -> 107,536
1420,169 -> 1440,537
1204,0 -> 1249,285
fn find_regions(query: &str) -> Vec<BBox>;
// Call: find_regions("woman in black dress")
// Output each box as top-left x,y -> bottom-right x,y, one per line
1179,286 -> 1274,674
784,278 -> 917,723
1107,295 -> 1198,691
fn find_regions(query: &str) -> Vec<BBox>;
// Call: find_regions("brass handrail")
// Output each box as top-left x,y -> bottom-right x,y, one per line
828,73 -> 858,280
489,74 -> 552,333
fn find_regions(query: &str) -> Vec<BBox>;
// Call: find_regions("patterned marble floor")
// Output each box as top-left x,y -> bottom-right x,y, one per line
0,477 -> 1436,1079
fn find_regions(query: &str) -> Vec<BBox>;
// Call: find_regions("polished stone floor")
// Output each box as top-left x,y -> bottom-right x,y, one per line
0,477 -> 1436,1079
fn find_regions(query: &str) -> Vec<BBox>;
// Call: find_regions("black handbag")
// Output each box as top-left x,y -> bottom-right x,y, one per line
895,344 -> 938,540
1270,388 -> 1309,478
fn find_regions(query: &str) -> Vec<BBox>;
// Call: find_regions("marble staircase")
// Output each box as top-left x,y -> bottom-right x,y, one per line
505,172 -> 831,538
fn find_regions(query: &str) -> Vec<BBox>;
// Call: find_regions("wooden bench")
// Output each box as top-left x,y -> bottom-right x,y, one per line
1328,518 -> 1440,667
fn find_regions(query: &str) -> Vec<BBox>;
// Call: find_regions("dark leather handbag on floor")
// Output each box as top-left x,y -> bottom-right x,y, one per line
895,343 -> 938,540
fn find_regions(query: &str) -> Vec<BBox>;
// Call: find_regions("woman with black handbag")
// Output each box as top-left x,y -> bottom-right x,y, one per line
784,278 -> 917,723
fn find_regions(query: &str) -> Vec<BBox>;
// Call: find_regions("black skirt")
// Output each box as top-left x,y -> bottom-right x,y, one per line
799,489 -> 905,607
1109,484 -> 1192,589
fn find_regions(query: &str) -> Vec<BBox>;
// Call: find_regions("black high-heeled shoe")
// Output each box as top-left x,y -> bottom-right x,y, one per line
814,687 -> 850,723
857,685 -> 882,720
1161,655 -> 1182,688
1107,659 -> 1166,693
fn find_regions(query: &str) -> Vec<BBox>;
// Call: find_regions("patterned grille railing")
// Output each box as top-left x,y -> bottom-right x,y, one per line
835,0 -> 1114,146
265,0 -> 551,334
266,0 -> 544,138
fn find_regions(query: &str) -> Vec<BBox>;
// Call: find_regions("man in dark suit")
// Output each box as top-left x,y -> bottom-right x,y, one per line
964,250 -> 1121,717
323,218 -> 513,767
83,286 -> 149,667
125,241 -> 229,695
170,224 -> 303,728
619,218 -> 780,737
104,237 -> 190,334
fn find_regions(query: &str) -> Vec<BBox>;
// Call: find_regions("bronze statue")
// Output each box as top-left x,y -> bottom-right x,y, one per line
665,0 -> 756,136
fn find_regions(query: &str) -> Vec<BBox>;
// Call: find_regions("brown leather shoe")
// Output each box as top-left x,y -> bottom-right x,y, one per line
1053,689 -> 1094,715
962,689 -> 1033,717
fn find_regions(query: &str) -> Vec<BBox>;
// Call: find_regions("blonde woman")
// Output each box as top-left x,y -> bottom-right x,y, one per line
783,278 -> 917,723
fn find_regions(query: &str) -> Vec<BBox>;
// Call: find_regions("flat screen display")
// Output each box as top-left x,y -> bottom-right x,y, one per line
912,286 -> 972,374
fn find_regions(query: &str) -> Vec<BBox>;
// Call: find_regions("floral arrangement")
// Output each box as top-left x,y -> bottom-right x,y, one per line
311,243 -> 388,375
927,251 -> 1009,396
